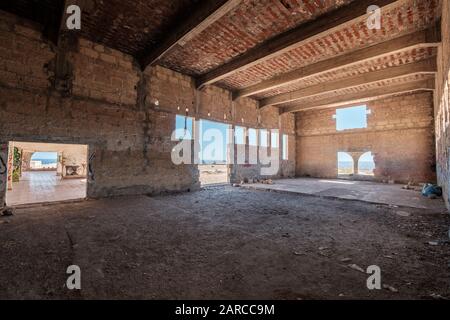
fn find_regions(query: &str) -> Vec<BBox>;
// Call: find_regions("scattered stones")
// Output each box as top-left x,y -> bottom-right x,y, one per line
232,183 -> 240,187
429,293 -> 448,300
396,211 -> 411,217
428,241 -> 439,246
1,207 -> 14,216
383,284 -> 398,293
340,258 -> 352,263
293,251 -> 304,256
348,264 -> 365,273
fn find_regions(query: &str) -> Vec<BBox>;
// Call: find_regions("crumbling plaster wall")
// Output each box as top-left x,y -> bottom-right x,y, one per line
435,0 -> 450,207
0,11 -> 295,206
296,92 -> 436,184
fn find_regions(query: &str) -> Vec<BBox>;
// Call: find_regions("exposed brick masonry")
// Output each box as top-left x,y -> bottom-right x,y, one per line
296,92 -> 436,184
0,10 -> 295,207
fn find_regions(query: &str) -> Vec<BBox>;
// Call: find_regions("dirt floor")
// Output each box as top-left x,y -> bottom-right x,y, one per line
0,186 -> 449,300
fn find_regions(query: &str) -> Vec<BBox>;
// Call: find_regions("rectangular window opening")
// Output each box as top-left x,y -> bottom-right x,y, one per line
259,129 -> 268,147
175,115 -> 194,140
235,126 -> 245,145
271,131 -> 279,148
335,105 -> 368,131
248,128 -> 257,146
282,134 -> 288,160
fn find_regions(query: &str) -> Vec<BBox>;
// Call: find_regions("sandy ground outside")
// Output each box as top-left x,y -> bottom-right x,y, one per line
0,186 -> 449,300
199,164 -> 228,186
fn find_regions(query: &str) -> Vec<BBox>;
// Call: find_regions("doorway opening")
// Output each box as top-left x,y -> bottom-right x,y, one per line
6,141 -> 88,206
198,119 -> 230,186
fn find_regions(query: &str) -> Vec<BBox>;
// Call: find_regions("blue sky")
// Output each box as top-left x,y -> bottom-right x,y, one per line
31,152 -> 57,160
200,119 -> 229,162
175,115 -> 193,139
336,105 -> 367,131
176,116 -> 230,161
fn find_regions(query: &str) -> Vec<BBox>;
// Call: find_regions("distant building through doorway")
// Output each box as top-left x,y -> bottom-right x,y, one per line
6,142 -> 88,206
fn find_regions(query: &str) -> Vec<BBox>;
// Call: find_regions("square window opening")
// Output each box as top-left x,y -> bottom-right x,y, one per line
334,105 -> 368,131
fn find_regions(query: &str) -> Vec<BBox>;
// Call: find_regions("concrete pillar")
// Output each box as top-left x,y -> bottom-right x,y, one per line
22,151 -> 33,172
6,142 -> 14,191
348,152 -> 365,175
56,152 -> 62,176
227,124 -> 234,183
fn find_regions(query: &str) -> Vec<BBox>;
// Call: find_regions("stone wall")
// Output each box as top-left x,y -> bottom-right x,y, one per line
296,92 -> 436,184
147,65 -> 296,183
0,10 -> 295,206
435,0 -> 450,207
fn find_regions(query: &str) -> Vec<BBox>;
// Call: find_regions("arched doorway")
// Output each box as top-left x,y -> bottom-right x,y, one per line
358,152 -> 375,176
337,152 -> 354,176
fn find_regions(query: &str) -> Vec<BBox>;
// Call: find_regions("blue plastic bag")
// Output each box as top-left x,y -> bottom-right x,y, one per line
422,183 -> 442,197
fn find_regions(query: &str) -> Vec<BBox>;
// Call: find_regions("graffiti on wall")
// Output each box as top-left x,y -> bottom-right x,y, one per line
0,143 -> 7,175
88,151 -> 95,181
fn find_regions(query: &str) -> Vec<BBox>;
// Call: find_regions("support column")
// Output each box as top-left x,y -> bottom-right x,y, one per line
348,152 -> 365,175
6,142 -> 14,191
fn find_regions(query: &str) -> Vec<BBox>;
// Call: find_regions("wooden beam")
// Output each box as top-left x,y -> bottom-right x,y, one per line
235,27 -> 441,99
260,58 -> 437,108
139,0 -> 242,69
282,78 -> 435,113
38,0 -> 66,45
196,0 -> 399,88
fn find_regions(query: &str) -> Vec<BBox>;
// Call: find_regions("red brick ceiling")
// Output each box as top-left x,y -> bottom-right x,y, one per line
158,0 -> 354,76
257,46 -> 438,99
279,73 -> 435,109
208,0 -> 440,92
1,0 -> 441,103
80,0 -> 199,56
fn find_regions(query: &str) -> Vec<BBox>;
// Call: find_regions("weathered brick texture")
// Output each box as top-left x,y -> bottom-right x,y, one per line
435,0 -> 450,207
0,10 -> 295,206
296,92 -> 436,184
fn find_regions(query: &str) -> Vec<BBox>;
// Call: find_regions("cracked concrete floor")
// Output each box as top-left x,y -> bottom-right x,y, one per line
0,186 -> 449,300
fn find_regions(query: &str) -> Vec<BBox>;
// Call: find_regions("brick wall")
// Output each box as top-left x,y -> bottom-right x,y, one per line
296,92 -> 436,184
0,10 -> 295,206
147,65 -> 296,183
435,0 -> 450,207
